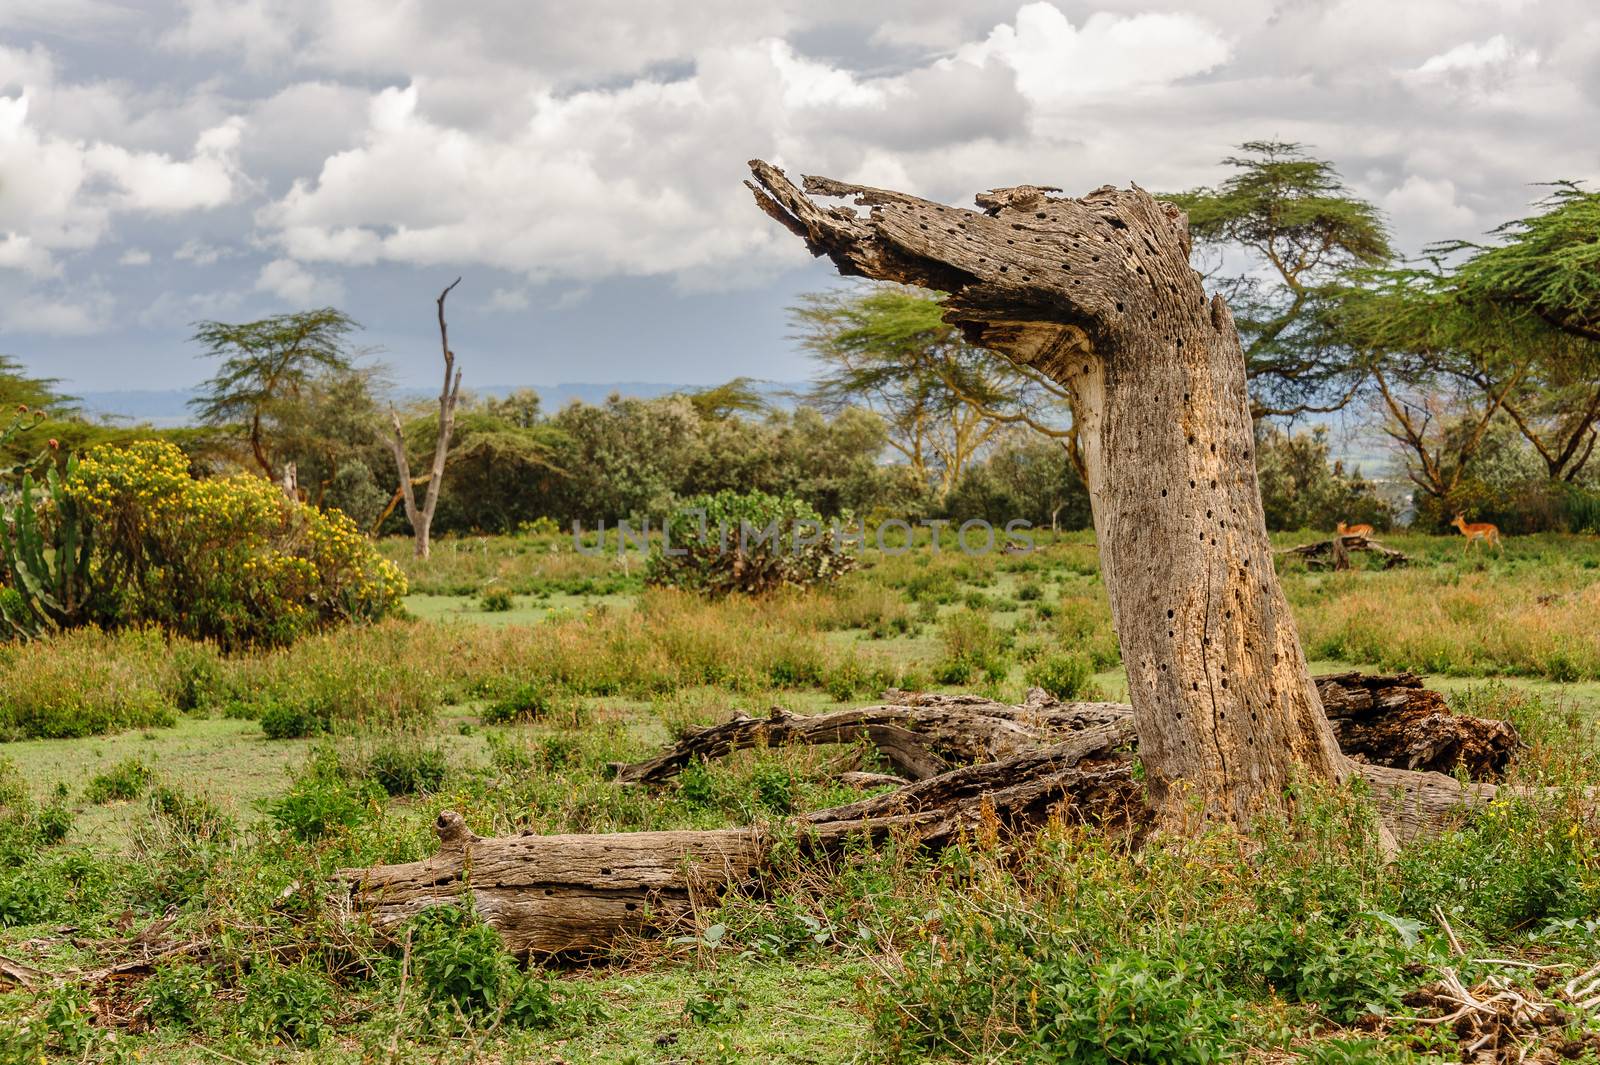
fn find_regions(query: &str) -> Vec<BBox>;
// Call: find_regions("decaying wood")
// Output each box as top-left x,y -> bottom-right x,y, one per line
342,719 -> 1139,954
609,690 -> 1128,785
0,953 -> 47,988
343,811 -> 767,954
746,160 -> 1351,831
1316,671 -> 1519,780
345,676 -> 1529,954
614,673 -> 1518,787
0,941 -> 202,990
1277,534 -> 1410,569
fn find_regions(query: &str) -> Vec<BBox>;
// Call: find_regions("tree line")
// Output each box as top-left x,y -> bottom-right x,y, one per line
5,141 -> 1597,537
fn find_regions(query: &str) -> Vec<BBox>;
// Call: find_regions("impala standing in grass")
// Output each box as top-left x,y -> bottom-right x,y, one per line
1452,514 -> 1503,552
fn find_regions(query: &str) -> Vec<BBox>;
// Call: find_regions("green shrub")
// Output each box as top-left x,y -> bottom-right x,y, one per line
0,758 -> 73,856
0,867 -> 55,927
83,757 -> 153,804
646,490 -> 856,596
1027,954 -> 1236,1064
409,904 -> 509,1021
56,439 -> 407,649
147,784 -> 234,843
138,962 -> 219,1031
684,972 -> 746,1026
266,749 -> 380,841
678,759 -> 717,809
32,799 -> 73,846
479,587 -> 515,612
404,903 -> 562,1030
259,699 -> 326,740
934,608 -> 1009,685
236,962 -> 335,1047
42,983 -> 96,1056
1026,652 -> 1100,700
482,679 -> 560,724
363,742 -> 448,797
881,914 -> 1238,1064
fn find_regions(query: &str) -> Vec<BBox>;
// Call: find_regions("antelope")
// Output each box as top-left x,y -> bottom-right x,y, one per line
1452,513 -> 1502,552
1335,520 -> 1374,539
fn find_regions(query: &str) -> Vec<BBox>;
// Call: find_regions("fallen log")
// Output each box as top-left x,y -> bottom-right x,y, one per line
342,674 -> 1527,954
614,673 -> 1519,785
609,688 -> 1129,785
341,720 -> 1139,954
340,755 -> 1510,955
1277,534 -> 1410,569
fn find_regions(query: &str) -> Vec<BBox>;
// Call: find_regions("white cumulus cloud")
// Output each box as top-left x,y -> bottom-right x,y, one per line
255,256 -> 344,305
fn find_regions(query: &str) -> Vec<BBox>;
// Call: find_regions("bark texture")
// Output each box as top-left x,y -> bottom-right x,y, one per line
749,162 -> 1345,828
344,678 -> 1523,954
1316,671 -> 1519,780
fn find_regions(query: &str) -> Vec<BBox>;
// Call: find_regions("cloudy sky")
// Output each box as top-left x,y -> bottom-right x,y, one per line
2,0 -> 1596,396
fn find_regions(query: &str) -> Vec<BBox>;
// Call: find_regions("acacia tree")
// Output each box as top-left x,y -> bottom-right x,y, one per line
270,364 -> 389,508
1431,184 -> 1600,481
1446,182 -> 1600,342
680,377 -> 772,422
1330,269 -> 1530,510
190,309 -> 360,483
795,285 -> 1075,498
749,162 -> 1349,830
1169,142 -> 1391,418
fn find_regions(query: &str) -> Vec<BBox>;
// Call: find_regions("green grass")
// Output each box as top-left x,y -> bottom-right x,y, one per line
1,529 -> 1599,1062
405,589 -> 633,626
106,957 -> 870,1063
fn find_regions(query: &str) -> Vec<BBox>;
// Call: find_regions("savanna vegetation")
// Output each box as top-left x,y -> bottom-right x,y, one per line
0,526 -> 1595,1062
0,143 -> 1597,1063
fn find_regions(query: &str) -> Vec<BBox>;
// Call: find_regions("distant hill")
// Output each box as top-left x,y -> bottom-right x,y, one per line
77,381 -> 808,427
77,389 -> 198,426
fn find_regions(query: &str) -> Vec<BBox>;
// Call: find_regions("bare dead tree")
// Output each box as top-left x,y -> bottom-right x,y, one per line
746,163 -> 1351,833
387,279 -> 464,560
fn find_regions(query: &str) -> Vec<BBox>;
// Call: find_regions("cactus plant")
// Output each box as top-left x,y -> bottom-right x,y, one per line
0,405 -> 92,639
0,455 -> 93,638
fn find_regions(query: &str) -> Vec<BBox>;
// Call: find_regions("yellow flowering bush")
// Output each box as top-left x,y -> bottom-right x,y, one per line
63,440 -> 406,648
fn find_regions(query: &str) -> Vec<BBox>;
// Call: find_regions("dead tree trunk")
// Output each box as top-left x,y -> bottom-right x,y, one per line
342,677 -> 1530,954
747,163 -> 1344,830
387,279 -> 463,560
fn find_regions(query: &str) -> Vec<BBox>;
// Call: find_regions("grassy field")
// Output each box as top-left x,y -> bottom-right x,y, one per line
0,528 -> 1597,1062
